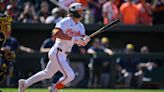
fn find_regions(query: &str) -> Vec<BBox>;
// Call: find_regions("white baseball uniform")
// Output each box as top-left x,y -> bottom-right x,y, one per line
24,17 -> 86,87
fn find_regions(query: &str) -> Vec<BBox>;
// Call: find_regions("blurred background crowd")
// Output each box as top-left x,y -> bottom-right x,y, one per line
0,0 -> 164,25
0,0 -> 164,90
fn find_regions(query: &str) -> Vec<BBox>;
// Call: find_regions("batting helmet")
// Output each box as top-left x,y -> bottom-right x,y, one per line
69,3 -> 84,18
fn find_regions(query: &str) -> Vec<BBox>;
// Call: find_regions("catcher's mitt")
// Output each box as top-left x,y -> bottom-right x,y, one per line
2,49 -> 16,61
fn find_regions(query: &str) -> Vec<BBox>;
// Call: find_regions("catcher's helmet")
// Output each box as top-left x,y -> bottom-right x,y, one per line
69,3 -> 84,18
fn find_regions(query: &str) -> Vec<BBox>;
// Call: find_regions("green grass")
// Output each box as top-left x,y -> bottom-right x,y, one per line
0,88 -> 164,92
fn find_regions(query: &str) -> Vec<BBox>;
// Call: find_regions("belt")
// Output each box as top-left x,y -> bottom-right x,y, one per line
57,47 -> 70,55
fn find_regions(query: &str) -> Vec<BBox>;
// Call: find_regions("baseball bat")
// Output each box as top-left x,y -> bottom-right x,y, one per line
89,19 -> 120,38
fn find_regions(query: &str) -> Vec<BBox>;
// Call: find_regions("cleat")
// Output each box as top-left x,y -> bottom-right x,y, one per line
18,79 -> 27,92
48,84 -> 59,92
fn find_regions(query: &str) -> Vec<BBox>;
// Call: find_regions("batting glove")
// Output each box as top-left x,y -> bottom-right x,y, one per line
83,35 -> 90,43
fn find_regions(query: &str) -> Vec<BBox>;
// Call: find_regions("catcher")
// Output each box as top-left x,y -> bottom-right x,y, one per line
0,13 -> 16,84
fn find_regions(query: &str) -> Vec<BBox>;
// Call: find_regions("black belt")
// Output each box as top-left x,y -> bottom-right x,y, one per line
57,47 -> 70,55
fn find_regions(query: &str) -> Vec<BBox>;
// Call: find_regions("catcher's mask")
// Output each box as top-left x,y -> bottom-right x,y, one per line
0,13 -> 12,47
69,3 -> 85,18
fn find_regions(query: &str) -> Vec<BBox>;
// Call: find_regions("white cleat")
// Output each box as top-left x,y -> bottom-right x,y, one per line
48,85 -> 59,92
18,79 -> 27,92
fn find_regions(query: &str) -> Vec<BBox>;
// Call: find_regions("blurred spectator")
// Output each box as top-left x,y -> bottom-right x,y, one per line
45,7 -> 65,24
115,0 -> 123,8
101,37 -> 109,48
18,2 -> 38,23
78,47 -> 90,88
152,0 -> 164,24
140,46 -> 164,67
102,0 -> 119,25
4,5 -> 14,17
119,0 -> 140,25
38,1 -> 51,23
100,37 -> 113,88
15,0 -> 42,11
140,46 -> 149,54
137,0 -> 153,25
49,0 -> 75,11
116,44 -> 142,88
139,46 -> 157,71
101,37 -> 113,55
87,38 -> 111,88
138,46 -> 158,83
88,0 -> 106,24
4,4 -> 20,22
0,0 -> 11,12
76,0 -> 88,8
87,38 -> 103,88
83,9 -> 95,24
140,46 -> 163,68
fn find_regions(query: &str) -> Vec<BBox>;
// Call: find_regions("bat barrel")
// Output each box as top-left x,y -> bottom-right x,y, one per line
89,19 -> 120,38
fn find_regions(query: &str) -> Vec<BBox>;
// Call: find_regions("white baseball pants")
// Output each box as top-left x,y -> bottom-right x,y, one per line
24,48 -> 75,87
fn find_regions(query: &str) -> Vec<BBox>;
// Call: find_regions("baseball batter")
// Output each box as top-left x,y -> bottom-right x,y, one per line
18,3 -> 90,92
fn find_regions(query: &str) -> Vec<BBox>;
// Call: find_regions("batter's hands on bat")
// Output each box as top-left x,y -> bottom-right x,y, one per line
72,36 -> 84,46
75,39 -> 87,47
72,36 -> 88,47
76,35 -> 90,46
83,35 -> 90,43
